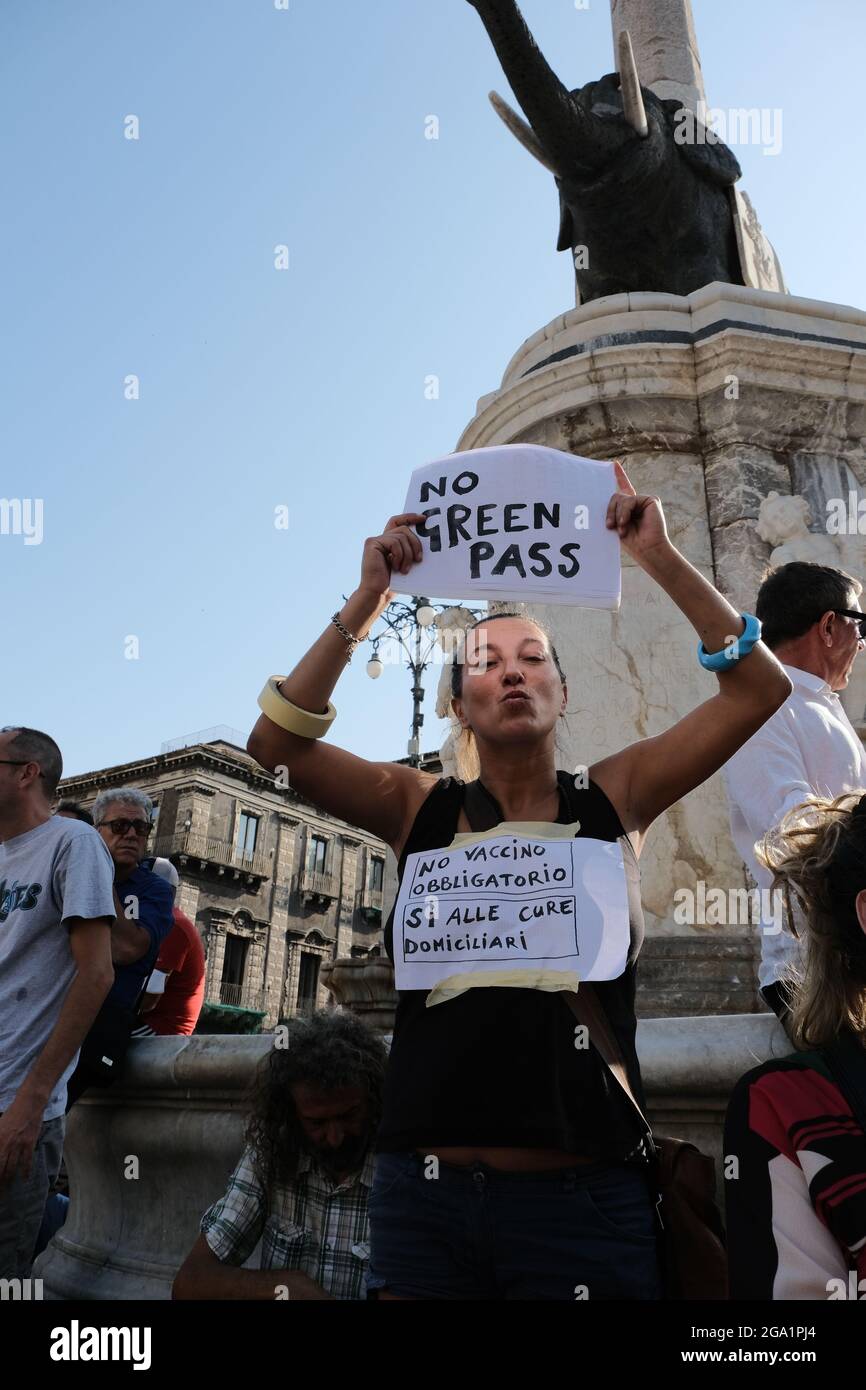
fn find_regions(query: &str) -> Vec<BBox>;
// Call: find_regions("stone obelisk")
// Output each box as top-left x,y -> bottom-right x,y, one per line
610,0 -> 706,111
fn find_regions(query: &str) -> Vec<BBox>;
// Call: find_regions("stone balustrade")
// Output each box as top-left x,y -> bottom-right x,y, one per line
34,1012 -> 789,1300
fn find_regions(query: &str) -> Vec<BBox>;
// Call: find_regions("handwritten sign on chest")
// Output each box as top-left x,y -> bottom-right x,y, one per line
392,821 -> 631,1005
391,443 -> 621,608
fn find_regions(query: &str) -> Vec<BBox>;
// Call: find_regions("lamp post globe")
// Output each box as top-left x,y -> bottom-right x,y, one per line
352,591 -> 482,768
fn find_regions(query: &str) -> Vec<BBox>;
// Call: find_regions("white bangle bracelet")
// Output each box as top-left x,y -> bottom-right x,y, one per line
257,678 -> 337,739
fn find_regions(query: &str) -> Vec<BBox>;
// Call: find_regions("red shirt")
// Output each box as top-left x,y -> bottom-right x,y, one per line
146,908 -> 206,1036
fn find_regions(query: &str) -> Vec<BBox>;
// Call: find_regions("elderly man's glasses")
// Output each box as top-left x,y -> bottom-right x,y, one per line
835,610 -> 866,637
0,760 -> 46,777
99,818 -> 151,837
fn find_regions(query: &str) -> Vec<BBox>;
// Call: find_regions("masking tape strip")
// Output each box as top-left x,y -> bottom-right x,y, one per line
426,968 -> 582,1008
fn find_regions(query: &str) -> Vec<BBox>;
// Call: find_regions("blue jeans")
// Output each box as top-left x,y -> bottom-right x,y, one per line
34,1192 -> 69,1260
367,1152 -> 662,1300
0,1114 -> 64,1279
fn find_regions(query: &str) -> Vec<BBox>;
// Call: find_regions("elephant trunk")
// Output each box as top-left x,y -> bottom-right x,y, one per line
469,0 -> 624,172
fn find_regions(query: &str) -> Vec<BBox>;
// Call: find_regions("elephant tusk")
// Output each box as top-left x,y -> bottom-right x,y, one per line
488,91 -> 562,175
617,30 -> 648,138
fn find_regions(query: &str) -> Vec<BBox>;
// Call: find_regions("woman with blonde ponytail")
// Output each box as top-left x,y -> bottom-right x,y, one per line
725,792 -> 866,1300
248,461 -> 791,1301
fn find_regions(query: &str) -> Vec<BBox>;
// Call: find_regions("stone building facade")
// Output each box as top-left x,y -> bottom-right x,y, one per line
58,738 -> 388,1029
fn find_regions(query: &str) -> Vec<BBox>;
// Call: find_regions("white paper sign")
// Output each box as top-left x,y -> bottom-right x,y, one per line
392,823 -> 630,998
392,443 -> 621,608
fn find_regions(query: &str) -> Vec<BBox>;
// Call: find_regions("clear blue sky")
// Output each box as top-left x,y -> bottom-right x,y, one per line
3,0 -> 865,779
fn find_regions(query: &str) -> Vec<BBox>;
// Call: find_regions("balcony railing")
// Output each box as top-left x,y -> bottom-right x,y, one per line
209,980 -> 266,1012
153,831 -> 270,881
359,885 -> 383,920
299,867 -> 338,902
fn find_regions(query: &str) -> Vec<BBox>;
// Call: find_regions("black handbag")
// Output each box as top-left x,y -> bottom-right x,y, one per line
76,993 -> 142,1087
559,981 -> 727,1300
76,967 -> 150,1084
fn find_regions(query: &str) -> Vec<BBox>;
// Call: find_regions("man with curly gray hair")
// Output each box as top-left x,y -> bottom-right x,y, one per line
66,787 -> 174,1107
173,1010 -> 388,1301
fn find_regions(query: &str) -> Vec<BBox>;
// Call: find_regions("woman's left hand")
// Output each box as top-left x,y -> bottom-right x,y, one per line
606,459 -> 671,564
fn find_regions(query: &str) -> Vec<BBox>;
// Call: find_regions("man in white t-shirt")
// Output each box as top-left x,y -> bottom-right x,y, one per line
0,726 -> 115,1279
723,563 -> 866,1022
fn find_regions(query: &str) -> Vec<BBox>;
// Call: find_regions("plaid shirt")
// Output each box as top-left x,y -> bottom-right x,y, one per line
201,1145 -> 374,1301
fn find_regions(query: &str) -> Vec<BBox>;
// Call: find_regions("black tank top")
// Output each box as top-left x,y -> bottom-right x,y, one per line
377,771 -> 647,1157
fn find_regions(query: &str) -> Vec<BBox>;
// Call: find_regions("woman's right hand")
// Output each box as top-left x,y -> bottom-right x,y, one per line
359,513 -> 428,598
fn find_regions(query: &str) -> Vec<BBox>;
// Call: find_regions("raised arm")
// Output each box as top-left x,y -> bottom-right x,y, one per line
247,514 -> 438,855
590,463 -> 792,847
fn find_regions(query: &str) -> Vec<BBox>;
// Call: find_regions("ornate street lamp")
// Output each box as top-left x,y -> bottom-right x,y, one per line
363,596 -> 483,767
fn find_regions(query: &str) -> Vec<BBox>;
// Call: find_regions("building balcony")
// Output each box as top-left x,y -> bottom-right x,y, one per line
299,866 -> 339,904
152,831 -> 270,886
208,980 -> 267,1012
359,885 -> 383,922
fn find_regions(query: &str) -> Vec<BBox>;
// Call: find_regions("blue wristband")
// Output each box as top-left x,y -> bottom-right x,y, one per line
697,611 -> 762,672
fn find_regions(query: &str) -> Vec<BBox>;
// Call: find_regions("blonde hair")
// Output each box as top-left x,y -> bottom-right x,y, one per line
757,792 -> 866,1047
447,609 -> 568,782
453,726 -> 482,784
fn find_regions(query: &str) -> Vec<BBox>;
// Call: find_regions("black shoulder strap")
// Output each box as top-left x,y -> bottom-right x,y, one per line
396,778 -> 463,872
385,779 -> 463,958
820,1034 -> 866,1135
560,987 -> 652,1139
462,779 -> 502,834
558,771 -> 625,842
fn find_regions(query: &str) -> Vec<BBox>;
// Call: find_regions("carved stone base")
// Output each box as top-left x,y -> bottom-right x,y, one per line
637,934 -> 763,1018
457,281 -> 866,1011
319,939 -> 763,1024
321,957 -> 397,1033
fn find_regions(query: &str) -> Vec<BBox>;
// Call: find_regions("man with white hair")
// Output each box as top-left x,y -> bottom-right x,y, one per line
65,788 -> 174,1106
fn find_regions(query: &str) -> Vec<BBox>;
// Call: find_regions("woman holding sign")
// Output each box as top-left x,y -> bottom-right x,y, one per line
248,460 -> 792,1300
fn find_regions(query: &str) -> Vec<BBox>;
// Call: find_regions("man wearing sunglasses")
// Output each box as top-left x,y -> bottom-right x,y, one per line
723,561 -> 866,1027
0,726 -> 115,1279
65,788 -> 174,1108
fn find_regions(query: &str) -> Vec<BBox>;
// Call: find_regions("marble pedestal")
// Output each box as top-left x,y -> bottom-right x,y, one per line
456,282 -> 866,1011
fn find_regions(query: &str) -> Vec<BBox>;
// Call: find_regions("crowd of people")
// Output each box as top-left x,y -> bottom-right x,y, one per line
2,462 -> 866,1300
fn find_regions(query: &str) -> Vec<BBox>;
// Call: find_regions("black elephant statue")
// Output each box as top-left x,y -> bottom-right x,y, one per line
466,0 -> 745,303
